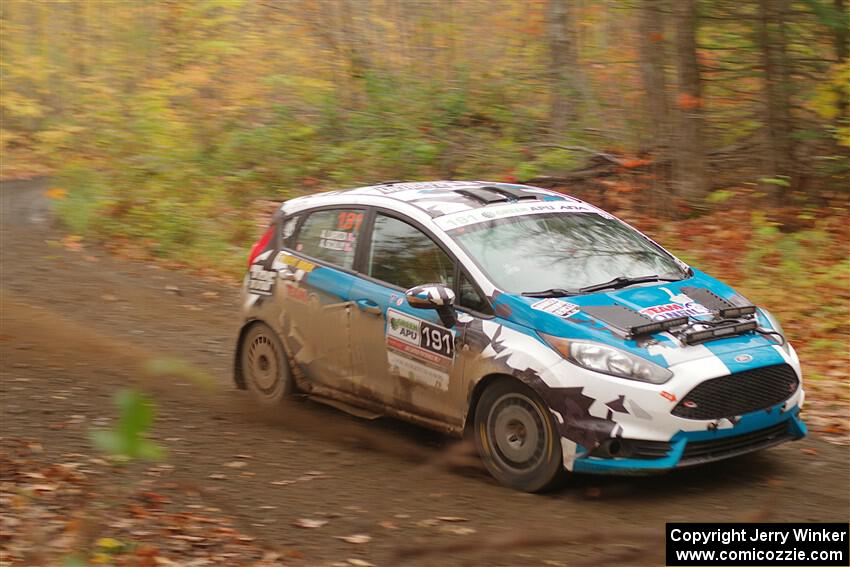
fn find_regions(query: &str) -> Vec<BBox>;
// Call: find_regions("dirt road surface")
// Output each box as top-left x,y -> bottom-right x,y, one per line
2,179 -> 848,566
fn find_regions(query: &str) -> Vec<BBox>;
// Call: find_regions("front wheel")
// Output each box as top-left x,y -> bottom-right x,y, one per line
240,322 -> 294,405
473,379 -> 565,492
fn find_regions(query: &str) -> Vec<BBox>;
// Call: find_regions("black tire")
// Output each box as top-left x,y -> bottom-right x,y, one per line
473,378 -> 565,492
240,323 -> 294,405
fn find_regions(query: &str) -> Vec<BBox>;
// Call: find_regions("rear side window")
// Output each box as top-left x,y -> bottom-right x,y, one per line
294,209 -> 364,269
368,214 -> 454,290
281,215 -> 299,248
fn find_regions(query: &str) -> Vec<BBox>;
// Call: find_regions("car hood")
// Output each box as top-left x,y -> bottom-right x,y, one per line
492,268 -> 782,370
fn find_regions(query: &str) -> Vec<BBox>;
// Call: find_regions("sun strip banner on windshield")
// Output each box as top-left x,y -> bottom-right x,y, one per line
433,201 -> 605,231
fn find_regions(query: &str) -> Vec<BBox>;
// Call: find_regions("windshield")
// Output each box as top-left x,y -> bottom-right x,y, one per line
448,212 -> 686,294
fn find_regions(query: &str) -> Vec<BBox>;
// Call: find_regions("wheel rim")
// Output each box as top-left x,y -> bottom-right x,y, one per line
487,393 -> 547,472
246,332 -> 280,394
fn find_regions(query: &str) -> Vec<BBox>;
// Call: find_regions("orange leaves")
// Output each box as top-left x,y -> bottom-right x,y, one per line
676,93 -> 702,109
620,158 -> 653,169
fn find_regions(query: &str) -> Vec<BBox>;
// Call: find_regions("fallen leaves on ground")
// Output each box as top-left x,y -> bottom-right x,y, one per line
293,518 -> 328,529
0,439 -> 292,566
335,534 -> 371,544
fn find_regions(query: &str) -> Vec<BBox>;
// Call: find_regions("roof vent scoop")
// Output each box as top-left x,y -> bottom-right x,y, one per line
454,185 -> 542,205
454,188 -> 509,205
480,186 -> 540,201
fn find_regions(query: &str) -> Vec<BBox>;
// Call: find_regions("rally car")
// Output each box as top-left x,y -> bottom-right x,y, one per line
234,180 -> 806,492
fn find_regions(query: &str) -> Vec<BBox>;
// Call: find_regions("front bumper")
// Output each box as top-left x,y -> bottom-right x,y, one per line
570,404 -> 806,475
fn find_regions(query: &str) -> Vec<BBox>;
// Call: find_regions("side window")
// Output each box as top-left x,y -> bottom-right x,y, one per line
280,214 -> 299,248
459,272 -> 493,315
368,214 -> 454,290
294,209 -> 364,269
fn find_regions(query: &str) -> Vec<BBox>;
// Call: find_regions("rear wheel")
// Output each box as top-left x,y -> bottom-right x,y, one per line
473,379 -> 565,492
240,323 -> 294,405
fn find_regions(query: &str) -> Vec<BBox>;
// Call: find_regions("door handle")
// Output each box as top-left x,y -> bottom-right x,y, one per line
355,299 -> 383,316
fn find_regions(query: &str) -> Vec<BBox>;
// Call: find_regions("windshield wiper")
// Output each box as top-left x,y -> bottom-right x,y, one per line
521,287 -> 580,298
579,274 -> 682,294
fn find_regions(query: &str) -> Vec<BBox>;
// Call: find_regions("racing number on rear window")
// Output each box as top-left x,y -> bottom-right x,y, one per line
337,211 -> 364,231
295,209 -> 362,269
420,321 -> 453,358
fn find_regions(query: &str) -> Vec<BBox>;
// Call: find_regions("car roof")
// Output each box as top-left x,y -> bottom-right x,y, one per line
282,180 -> 576,219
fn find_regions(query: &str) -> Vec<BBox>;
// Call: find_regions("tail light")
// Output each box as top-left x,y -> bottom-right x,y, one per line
248,225 -> 275,267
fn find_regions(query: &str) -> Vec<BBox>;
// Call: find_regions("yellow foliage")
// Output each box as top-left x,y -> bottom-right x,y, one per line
0,92 -> 45,119
95,537 -> 123,550
44,188 -> 68,200
90,552 -> 111,564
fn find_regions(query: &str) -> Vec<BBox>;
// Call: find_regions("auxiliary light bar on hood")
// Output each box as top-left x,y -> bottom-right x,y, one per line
682,320 -> 759,345
680,286 -> 757,319
581,305 -> 687,339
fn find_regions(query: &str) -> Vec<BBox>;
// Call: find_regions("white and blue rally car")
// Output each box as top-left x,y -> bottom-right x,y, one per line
234,181 -> 806,491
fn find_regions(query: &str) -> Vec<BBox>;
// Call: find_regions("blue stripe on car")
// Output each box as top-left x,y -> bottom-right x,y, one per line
572,406 -> 806,474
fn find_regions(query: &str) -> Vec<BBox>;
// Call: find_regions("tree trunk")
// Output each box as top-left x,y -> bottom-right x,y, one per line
546,0 -> 578,137
638,0 -> 670,152
756,0 -> 796,197
835,0 -> 848,120
672,0 -> 710,205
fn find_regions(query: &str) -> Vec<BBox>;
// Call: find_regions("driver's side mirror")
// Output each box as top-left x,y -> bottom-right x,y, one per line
405,284 -> 457,328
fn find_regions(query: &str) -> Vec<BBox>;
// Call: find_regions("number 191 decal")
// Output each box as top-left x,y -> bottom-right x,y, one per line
420,321 -> 453,358
385,308 -> 454,390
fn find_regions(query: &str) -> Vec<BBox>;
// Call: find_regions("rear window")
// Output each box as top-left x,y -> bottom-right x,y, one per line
294,209 -> 364,269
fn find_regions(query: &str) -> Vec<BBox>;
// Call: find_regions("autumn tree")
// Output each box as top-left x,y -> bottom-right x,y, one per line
833,0 -> 848,120
756,0 -> 796,195
673,0 -> 709,203
638,0 -> 671,152
546,0 -> 579,136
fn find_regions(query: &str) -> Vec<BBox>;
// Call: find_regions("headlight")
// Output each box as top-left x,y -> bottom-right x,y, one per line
758,308 -> 791,354
539,334 -> 673,384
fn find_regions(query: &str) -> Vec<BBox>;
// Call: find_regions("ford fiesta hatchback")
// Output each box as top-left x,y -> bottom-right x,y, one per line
234,180 -> 805,492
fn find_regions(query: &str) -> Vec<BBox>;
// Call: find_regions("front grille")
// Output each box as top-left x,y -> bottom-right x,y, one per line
672,363 -> 798,420
588,439 -> 672,460
630,440 -> 672,459
679,421 -> 793,466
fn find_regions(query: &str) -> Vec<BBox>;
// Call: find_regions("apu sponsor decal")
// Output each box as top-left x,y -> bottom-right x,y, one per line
434,201 -> 600,230
531,298 -> 580,318
388,311 -> 420,343
386,308 -> 454,390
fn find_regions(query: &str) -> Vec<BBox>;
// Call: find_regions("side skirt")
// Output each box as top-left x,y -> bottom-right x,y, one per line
301,382 -> 464,437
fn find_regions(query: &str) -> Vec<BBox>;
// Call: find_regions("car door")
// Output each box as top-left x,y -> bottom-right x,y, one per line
348,211 -> 464,426
278,207 -> 366,391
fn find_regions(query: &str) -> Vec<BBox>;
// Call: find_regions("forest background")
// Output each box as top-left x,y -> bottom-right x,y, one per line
1,0 -> 848,425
